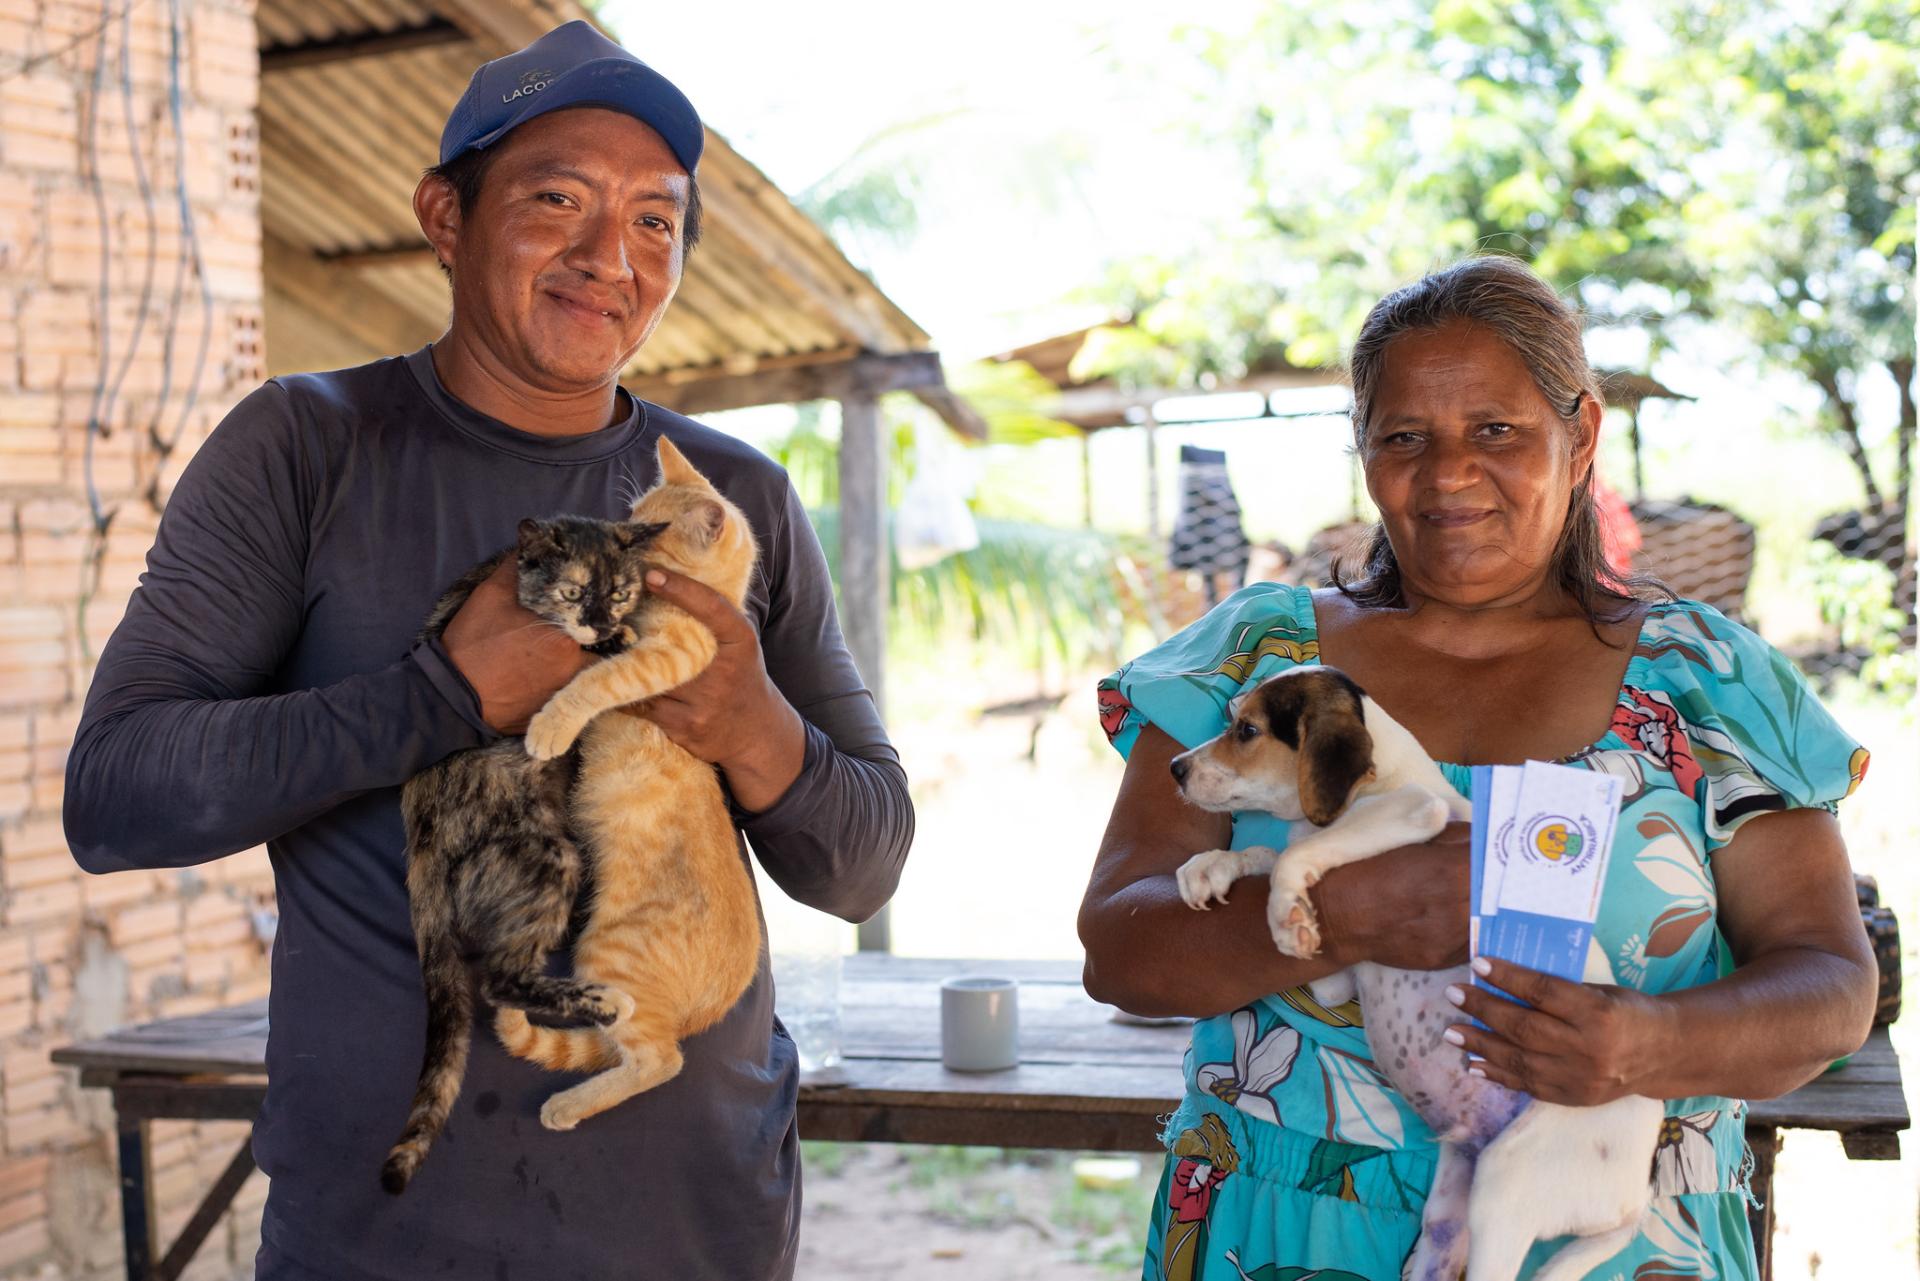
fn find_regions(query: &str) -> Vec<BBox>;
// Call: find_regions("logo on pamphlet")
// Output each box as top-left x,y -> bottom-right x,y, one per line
1524,814 -> 1594,871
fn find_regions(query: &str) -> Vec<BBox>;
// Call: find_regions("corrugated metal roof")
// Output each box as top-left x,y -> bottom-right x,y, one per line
255,0 -> 934,390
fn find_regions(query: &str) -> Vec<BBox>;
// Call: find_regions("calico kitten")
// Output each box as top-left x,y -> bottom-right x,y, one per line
494,436 -> 763,1132
381,513 -> 666,1195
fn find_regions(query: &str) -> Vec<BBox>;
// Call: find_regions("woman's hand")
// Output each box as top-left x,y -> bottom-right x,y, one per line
1444,957 -> 1672,1105
1316,823 -> 1472,971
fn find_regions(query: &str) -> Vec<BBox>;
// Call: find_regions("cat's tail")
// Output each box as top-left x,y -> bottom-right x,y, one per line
381,935 -> 472,1195
495,1007 -> 621,1073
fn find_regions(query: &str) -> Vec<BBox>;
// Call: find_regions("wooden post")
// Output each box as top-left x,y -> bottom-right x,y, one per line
1629,403 -> 1646,501
1745,1124 -> 1780,1281
1143,410 -> 1161,545
838,390 -> 891,953
1081,431 -> 1095,528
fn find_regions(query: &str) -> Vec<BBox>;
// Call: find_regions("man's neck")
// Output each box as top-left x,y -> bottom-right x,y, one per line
430,332 -> 626,438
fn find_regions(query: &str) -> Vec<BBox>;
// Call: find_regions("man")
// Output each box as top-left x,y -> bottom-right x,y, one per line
63,22 -> 913,1280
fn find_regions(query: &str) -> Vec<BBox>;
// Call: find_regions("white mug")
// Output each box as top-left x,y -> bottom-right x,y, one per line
940,976 -> 1018,1072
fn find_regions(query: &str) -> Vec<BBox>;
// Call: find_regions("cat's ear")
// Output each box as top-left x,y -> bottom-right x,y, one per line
691,500 -> 727,543
655,437 -> 709,488
617,520 -> 671,548
517,518 -> 562,557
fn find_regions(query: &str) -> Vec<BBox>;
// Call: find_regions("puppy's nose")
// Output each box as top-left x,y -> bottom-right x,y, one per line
1169,756 -> 1191,786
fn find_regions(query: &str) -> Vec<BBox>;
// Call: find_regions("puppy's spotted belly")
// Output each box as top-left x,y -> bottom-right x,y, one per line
1349,962 -> 1530,1147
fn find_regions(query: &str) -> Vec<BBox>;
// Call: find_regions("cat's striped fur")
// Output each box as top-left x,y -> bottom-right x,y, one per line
496,437 -> 762,1133
381,514 -> 666,1195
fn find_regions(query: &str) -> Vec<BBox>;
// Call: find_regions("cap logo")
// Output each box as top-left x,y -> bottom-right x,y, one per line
502,67 -> 556,104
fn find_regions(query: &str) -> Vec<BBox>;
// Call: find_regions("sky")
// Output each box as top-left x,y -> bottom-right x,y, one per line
602,0 -> 1257,359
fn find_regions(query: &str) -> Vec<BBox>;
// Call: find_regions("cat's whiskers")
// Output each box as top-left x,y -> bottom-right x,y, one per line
614,467 -> 644,512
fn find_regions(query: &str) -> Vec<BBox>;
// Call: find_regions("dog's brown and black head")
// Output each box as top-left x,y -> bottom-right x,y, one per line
1169,667 -> 1377,826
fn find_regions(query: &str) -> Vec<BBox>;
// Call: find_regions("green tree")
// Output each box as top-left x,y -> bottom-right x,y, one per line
1096,0 -> 1917,636
1677,0 -> 1917,519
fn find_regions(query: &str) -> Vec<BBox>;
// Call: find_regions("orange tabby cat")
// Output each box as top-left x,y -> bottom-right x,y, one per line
500,436 -> 761,1131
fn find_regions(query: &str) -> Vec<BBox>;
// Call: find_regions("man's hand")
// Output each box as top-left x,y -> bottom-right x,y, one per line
441,559 -> 593,735
1313,822 -> 1473,971
622,568 -> 805,813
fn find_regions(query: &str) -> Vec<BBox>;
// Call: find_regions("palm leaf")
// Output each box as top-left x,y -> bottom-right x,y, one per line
806,508 -> 1135,661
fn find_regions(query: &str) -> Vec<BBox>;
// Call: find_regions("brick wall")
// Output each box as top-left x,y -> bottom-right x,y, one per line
0,0 -> 269,1277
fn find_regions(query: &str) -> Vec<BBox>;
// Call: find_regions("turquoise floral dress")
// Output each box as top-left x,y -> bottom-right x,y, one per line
1096,585 -> 1870,1281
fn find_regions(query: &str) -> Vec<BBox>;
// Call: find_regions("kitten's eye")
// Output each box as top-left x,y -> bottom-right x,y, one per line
560,587 -> 583,602
610,589 -> 630,603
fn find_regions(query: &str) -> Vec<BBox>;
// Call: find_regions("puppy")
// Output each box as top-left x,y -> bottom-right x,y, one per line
1171,666 -> 1662,1281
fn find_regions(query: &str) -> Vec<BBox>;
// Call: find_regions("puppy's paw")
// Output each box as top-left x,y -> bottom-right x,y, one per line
1266,867 -> 1323,958
523,706 -> 585,761
583,984 -> 636,1027
1176,849 -> 1242,909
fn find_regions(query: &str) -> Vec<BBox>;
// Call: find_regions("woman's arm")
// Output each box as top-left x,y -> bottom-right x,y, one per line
1079,723 -> 1473,1018
1451,807 -> 1878,1104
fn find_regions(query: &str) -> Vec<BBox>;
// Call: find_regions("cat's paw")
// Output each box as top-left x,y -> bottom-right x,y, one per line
1175,849 -> 1243,909
583,985 -> 636,1027
1266,865 -> 1323,958
540,1093 -> 583,1132
524,707 -> 586,760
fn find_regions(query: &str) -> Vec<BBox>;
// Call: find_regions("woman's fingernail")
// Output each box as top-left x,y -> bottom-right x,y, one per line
1443,1027 -> 1465,1046
1468,1065 -> 1487,1079
646,571 -> 665,587
1471,957 -> 1492,976
1444,985 -> 1465,1006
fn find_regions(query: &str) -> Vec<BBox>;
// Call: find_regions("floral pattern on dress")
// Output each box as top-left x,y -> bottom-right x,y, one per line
1103,584 -> 1865,1281
1196,1009 -> 1301,1125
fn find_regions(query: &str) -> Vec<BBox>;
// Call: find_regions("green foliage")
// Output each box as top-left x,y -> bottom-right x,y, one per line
1806,541 -> 1918,702
946,359 -> 1084,446
807,506 -> 1133,665
1098,0 -> 1917,516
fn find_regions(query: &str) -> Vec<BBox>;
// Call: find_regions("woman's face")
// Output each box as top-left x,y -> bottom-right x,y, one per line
1362,320 -> 1599,609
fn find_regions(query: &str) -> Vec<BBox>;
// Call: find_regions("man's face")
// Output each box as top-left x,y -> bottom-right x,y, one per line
432,107 -> 690,394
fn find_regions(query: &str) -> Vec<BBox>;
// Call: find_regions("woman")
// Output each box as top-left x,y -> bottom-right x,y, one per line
1079,256 -> 1877,1281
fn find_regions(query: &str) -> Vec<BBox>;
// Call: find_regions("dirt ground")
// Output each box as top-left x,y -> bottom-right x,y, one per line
788,654 -> 1920,1280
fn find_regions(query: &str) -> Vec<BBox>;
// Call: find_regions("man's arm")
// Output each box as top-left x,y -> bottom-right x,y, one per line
636,479 -> 912,924
63,385 -> 494,873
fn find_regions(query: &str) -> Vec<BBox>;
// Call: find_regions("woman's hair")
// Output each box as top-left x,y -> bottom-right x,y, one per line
1334,254 -> 1669,624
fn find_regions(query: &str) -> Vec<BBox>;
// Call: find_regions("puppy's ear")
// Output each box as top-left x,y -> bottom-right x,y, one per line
1295,694 -> 1375,826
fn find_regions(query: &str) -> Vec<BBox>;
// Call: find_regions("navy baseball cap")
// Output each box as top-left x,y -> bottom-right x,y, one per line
439,21 -> 703,173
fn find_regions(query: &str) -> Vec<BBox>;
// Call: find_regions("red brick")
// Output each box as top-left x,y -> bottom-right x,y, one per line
0,1217 -> 49,1269
2,881 -> 77,927
2,1105 -> 78,1151
0,1190 -> 46,1234
80,868 -> 167,910
108,900 -> 181,946
3,1072 -> 61,1118
2,1046 -> 55,1087
0,1155 -> 49,1202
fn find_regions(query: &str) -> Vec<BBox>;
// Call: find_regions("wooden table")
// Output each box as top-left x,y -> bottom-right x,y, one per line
53,955 -> 1908,1281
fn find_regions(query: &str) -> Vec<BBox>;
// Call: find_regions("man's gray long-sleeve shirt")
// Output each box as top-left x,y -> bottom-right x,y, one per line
63,347 -> 913,1281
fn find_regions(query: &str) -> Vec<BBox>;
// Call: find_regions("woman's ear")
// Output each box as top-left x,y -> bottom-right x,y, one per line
1570,390 -> 1604,483
414,174 -> 461,276
1296,708 -> 1376,827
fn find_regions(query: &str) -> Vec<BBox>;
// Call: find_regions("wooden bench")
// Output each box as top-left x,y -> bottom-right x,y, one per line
53,954 -> 1907,1281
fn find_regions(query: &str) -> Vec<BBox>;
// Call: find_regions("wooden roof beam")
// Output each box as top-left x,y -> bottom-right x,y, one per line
628,350 -> 952,416
263,232 -> 441,356
316,242 -> 437,270
261,18 -> 470,73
